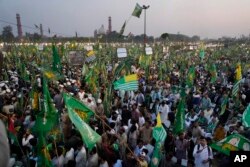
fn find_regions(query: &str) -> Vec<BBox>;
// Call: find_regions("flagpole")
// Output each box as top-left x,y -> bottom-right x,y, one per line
142,5 -> 150,49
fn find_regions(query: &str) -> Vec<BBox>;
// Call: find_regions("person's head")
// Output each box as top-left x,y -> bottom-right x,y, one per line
137,139 -> 144,148
178,132 -> 185,140
77,140 -> 83,150
132,103 -> 137,110
119,127 -> 125,135
194,121 -> 199,128
26,129 -> 31,135
145,121 -> 151,128
199,136 -> 207,146
200,111 -> 205,117
57,146 -> 64,156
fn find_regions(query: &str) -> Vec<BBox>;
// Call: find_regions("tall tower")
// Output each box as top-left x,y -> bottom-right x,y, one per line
40,24 -> 43,37
108,16 -> 112,34
16,13 -> 23,39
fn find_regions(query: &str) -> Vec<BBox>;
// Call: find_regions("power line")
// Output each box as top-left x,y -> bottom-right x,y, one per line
0,18 -> 70,37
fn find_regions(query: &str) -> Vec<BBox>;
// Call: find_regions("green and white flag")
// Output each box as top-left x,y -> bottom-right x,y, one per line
151,113 -> 166,167
64,93 -> 101,150
114,74 -> 138,91
153,113 -> 167,142
210,134 -> 250,156
132,3 -> 143,18
242,104 -> 250,128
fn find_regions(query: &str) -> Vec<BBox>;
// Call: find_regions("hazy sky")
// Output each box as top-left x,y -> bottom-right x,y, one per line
0,0 -> 250,39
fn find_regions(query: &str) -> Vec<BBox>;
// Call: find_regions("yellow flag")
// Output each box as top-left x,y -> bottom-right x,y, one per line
87,50 -> 94,57
236,63 -> 242,81
156,113 -> 162,127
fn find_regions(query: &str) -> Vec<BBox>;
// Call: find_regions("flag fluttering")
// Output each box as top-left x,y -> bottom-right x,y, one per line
174,97 -> 185,135
151,113 -> 167,167
210,134 -> 250,156
210,64 -> 217,83
132,3 -> 143,18
64,93 -> 101,150
186,66 -> 195,87
119,21 -> 126,36
153,113 -> 167,142
52,45 -> 62,74
64,93 -> 94,122
113,74 -> 138,91
232,63 -> 242,97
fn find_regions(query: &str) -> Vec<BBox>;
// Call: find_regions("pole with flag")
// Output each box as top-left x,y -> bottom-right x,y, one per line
119,21 -> 126,36
113,74 -> 138,91
132,3 -> 143,18
232,63 -> 242,97
151,113 -> 167,167
63,93 -> 101,150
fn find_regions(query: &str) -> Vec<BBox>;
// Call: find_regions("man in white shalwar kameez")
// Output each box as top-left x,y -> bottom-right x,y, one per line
193,137 -> 213,167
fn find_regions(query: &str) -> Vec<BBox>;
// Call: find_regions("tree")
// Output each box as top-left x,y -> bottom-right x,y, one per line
33,33 -> 41,41
161,33 -> 169,40
2,25 -> 14,42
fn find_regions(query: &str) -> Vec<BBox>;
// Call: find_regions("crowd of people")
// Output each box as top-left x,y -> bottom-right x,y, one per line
0,45 -> 250,167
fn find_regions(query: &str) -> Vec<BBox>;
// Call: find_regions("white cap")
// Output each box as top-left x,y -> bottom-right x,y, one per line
97,99 -> 102,103
0,83 -> 5,87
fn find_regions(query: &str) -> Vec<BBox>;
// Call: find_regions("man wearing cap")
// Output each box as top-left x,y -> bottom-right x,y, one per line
96,99 -> 104,116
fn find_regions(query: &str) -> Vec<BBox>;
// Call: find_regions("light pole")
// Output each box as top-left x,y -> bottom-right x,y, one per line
142,5 -> 150,49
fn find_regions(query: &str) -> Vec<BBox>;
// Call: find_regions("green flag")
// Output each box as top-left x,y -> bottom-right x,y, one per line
52,45 -> 62,74
151,113 -> 167,167
220,96 -> 228,116
132,3 -> 143,18
199,49 -> 205,60
8,131 -> 19,146
153,113 -> 167,142
19,60 -> 29,82
186,66 -> 195,87
37,133 -> 53,167
150,142 -> 162,167
210,134 -> 250,156
242,104 -> 250,128
119,21 -> 126,36
63,93 -> 101,150
33,78 -> 58,133
64,93 -> 94,122
210,64 -> 217,83
174,98 -> 185,135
